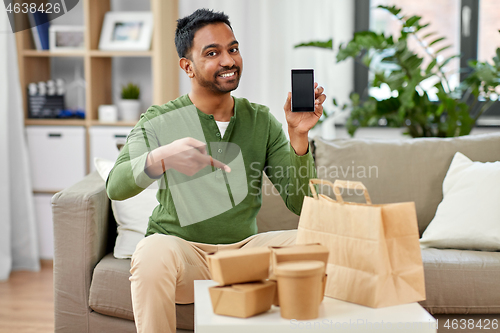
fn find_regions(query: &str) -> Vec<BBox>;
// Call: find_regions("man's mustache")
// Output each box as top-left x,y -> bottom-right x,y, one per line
214,66 -> 240,78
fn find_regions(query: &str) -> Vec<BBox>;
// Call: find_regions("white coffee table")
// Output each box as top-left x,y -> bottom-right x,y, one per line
194,280 -> 436,333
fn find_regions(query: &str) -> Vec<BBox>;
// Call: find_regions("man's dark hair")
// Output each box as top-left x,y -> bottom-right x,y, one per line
175,8 -> 232,59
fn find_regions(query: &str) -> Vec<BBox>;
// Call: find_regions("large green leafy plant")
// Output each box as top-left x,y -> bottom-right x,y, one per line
296,5 -> 500,137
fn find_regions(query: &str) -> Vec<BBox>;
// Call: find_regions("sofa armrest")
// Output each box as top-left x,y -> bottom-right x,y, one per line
52,171 -> 110,332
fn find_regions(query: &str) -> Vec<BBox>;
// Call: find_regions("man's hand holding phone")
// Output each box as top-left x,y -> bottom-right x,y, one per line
284,81 -> 326,135
284,69 -> 326,156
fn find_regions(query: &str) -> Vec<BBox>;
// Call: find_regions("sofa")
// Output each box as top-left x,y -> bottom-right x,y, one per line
53,132 -> 500,332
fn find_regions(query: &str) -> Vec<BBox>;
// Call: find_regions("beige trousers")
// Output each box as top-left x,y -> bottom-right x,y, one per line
130,230 -> 297,333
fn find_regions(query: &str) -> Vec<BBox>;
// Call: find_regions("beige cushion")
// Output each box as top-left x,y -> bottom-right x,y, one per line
313,133 -> 500,235
420,248 -> 500,314
89,254 -> 134,320
88,312 -> 136,333
89,253 -> 194,329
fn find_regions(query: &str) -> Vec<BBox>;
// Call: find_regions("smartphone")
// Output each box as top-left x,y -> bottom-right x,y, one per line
291,69 -> 315,112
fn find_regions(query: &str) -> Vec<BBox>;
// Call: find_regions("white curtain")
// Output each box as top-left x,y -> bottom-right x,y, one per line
0,5 -> 40,280
179,0 -> 354,133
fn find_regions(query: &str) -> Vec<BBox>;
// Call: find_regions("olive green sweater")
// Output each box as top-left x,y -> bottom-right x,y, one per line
106,94 -> 316,244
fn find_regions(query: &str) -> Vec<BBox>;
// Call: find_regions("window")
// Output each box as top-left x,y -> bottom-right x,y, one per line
478,0 -> 500,62
354,0 -> 500,123
369,0 -> 460,101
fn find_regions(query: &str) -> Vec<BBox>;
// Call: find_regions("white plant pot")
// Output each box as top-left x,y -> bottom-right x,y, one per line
119,99 -> 141,121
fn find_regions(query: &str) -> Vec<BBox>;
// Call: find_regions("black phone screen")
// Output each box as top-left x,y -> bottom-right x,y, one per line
291,69 -> 315,112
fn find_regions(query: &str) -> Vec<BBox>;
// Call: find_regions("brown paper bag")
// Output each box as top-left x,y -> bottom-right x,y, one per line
296,179 -> 426,308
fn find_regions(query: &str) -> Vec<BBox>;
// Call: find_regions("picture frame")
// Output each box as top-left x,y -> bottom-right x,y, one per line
49,26 -> 85,52
98,12 -> 153,51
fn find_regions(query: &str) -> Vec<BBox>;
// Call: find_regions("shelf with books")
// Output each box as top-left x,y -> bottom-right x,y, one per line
27,9 -> 50,51
15,0 -> 179,179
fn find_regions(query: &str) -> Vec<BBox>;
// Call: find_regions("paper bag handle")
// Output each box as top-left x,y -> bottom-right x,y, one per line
333,180 -> 372,204
309,179 -> 335,199
309,179 -> 372,204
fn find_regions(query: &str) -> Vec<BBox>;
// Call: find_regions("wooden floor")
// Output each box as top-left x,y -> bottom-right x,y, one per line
0,262 -> 193,333
0,261 -> 54,333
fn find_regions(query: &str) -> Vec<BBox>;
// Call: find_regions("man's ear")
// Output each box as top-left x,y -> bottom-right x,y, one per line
180,58 -> 194,78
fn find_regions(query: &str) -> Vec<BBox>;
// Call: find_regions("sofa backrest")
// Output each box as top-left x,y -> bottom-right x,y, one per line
313,132 -> 500,235
256,175 -> 301,233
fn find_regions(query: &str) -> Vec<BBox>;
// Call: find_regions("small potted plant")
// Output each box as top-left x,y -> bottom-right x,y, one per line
119,82 -> 141,121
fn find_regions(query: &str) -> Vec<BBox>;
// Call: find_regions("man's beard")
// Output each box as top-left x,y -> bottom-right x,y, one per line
194,65 -> 242,94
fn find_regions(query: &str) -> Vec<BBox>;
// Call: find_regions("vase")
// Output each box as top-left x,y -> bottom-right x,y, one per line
118,99 -> 141,121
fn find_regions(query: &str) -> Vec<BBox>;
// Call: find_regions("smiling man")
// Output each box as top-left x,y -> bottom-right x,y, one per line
106,8 -> 326,333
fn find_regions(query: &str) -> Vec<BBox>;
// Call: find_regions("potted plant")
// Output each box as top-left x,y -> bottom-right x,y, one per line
296,5 -> 500,138
119,82 -> 141,121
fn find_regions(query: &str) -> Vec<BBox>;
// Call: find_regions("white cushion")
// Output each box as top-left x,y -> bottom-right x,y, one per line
420,152 -> 500,251
94,158 -> 158,259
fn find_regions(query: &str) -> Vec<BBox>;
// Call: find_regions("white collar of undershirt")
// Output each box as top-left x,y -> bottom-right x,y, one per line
215,120 -> 230,137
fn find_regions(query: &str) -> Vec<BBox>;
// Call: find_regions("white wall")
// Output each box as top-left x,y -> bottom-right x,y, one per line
49,0 -> 354,129
179,0 -> 354,130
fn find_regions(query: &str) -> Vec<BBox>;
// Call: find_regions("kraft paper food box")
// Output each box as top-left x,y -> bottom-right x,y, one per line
209,281 -> 276,318
269,273 -> 328,307
268,244 -> 329,306
206,247 -> 271,286
274,261 -> 325,320
269,243 -> 329,279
